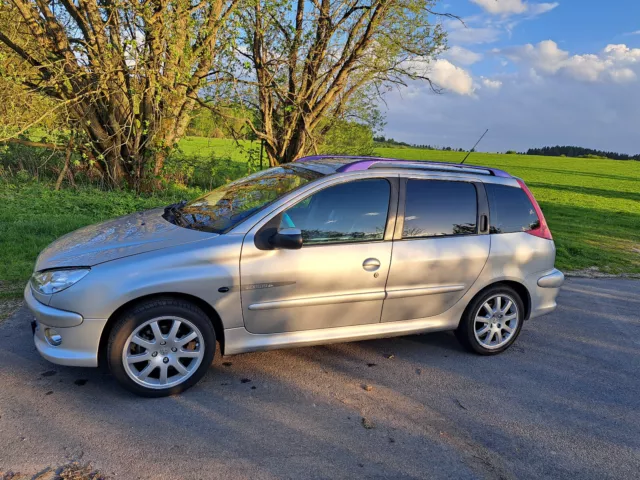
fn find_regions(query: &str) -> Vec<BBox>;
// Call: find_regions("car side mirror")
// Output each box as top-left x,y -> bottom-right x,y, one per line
269,228 -> 303,250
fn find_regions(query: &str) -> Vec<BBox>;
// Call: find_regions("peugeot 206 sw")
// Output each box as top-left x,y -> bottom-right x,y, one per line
25,156 -> 564,396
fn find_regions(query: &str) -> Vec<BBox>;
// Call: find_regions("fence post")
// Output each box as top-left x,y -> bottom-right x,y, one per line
259,139 -> 264,170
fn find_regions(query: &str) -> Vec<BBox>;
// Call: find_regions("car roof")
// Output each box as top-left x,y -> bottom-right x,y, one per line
293,155 -> 512,178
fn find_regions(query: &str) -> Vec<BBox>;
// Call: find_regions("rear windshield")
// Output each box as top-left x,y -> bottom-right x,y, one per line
174,165 -> 323,233
485,184 -> 540,234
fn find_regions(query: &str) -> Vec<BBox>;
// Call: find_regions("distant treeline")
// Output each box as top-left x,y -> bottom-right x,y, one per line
374,136 -> 639,161
373,136 -> 467,152
526,146 -> 639,161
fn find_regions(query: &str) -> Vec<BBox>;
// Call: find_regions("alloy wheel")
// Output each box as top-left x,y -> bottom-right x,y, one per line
122,316 -> 205,389
473,294 -> 519,350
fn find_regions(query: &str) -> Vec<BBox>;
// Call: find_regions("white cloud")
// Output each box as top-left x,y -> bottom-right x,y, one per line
470,0 -> 559,16
448,26 -> 502,45
481,78 -> 503,89
528,2 -> 560,15
446,19 -> 502,45
384,74 -> 640,154
444,46 -> 483,65
382,40 -> 640,154
430,59 -> 475,95
624,30 -> 640,36
608,68 -> 637,83
471,0 -> 526,15
603,44 -> 640,63
495,41 -> 640,83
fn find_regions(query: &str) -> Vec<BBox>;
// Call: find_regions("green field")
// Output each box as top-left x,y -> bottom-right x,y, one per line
178,136 -> 258,161
1,138 -> 639,300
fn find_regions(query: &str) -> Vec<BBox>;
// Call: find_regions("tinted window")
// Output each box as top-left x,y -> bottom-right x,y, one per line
403,180 -> 477,238
485,184 -> 540,234
176,165 -> 323,233
281,179 -> 390,245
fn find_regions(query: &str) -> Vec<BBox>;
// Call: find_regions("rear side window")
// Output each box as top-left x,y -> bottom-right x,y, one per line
403,180 -> 478,238
485,184 -> 540,234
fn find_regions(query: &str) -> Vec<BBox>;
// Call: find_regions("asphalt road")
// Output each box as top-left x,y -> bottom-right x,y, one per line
1,277 -> 639,480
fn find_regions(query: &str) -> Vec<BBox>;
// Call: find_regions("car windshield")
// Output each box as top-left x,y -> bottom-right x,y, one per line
171,165 -> 324,233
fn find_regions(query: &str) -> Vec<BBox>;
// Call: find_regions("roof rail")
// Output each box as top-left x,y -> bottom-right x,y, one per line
294,155 -> 512,178
366,161 -> 493,176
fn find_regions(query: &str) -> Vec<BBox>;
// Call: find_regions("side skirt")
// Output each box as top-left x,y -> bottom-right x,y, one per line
223,315 -> 458,355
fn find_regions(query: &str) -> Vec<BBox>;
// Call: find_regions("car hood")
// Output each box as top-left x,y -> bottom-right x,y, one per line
35,208 -> 216,271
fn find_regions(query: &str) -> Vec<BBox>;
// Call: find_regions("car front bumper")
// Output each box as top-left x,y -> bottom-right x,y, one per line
25,284 -> 106,367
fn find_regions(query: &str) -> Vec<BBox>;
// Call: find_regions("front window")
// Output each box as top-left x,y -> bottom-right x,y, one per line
280,179 -> 391,245
170,165 -> 323,233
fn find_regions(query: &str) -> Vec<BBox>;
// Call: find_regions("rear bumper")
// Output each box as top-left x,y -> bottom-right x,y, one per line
529,269 -> 564,319
24,284 -> 106,367
537,268 -> 565,288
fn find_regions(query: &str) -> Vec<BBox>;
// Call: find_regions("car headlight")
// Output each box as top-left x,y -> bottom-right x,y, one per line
31,268 -> 90,295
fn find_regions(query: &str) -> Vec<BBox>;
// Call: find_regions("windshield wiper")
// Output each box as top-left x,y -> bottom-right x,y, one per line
163,200 -> 189,226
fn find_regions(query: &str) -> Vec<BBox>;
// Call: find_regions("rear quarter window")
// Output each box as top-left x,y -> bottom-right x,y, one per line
485,183 -> 540,234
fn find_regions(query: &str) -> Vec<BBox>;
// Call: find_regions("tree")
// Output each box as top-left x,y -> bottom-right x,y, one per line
224,0 -> 448,166
0,0 -> 239,189
318,119 -> 375,156
0,10 -> 61,140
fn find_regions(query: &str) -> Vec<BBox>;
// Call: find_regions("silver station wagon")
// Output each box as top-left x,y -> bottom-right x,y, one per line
25,156 -> 564,396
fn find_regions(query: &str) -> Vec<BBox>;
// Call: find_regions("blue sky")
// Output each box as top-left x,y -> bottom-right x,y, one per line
383,0 -> 640,153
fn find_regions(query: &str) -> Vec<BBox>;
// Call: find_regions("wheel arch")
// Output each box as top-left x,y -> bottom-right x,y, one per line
97,292 -> 226,369
463,280 -> 532,322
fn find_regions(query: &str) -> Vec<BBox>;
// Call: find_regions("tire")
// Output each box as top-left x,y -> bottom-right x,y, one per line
455,285 -> 524,355
107,297 -> 216,397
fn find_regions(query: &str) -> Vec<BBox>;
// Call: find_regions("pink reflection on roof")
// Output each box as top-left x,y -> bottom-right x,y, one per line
294,155 -> 512,178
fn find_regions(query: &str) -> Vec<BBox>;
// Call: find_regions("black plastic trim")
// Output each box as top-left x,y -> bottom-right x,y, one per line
474,181 -> 490,235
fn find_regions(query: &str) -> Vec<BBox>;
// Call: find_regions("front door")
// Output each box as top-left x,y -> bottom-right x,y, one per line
240,177 -> 396,334
382,178 -> 490,322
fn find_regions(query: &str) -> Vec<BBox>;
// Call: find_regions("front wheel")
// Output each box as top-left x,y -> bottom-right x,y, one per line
107,298 -> 216,397
456,286 -> 524,355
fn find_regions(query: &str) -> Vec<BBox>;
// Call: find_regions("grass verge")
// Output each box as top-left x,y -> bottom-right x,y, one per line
0,182 -> 200,299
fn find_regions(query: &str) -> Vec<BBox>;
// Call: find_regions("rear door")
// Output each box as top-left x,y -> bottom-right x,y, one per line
382,177 -> 490,322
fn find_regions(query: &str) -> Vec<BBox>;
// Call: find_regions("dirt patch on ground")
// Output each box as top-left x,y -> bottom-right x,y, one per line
0,298 -> 22,323
1,462 -> 106,480
566,266 -> 640,279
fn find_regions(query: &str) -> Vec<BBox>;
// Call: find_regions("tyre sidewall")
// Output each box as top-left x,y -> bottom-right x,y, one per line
459,286 -> 524,355
108,299 -> 216,397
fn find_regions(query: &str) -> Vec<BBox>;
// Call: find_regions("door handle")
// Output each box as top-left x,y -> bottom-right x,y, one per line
480,214 -> 488,233
362,258 -> 381,272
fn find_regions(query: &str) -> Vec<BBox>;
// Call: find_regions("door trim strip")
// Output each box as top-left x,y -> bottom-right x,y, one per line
248,285 -> 464,311
385,285 -> 465,299
248,291 -> 385,311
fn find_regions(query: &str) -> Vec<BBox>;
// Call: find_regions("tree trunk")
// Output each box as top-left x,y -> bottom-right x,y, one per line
54,140 -> 73,190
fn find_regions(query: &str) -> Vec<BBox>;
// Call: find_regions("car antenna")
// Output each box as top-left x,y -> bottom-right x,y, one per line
460,128 -> 489,164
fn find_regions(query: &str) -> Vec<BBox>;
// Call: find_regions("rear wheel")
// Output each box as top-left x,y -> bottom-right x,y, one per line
456,286 -> 524,355
107,298 -> 215,397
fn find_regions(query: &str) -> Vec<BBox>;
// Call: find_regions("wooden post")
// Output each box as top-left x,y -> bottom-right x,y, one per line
259,139 -> 264,170
55,139 -> 74,190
